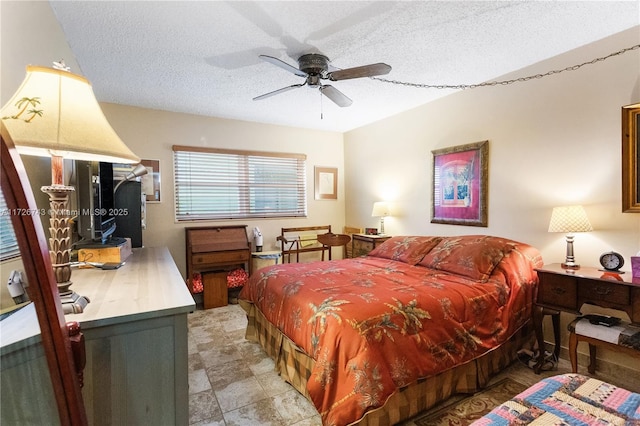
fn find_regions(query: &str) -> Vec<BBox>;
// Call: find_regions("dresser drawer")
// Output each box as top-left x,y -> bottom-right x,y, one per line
579,280 -> 629,305
537,273 -> 578,310
193,250 -> 248,265
352,239 -> 373,257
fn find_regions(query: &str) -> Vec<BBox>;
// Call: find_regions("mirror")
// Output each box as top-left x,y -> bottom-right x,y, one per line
622,103 -> 640,213
1,129 -> 87,423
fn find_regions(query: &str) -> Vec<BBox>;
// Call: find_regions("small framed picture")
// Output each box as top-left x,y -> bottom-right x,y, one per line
365,228 -> 378,235
314,166 -> 337,200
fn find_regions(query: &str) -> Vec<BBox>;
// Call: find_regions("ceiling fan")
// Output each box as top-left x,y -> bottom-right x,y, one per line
253,54 -> 391,107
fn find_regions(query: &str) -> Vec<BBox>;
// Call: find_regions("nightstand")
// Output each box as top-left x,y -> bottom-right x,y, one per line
351,234 -> 391,257
533,264 -> 640,373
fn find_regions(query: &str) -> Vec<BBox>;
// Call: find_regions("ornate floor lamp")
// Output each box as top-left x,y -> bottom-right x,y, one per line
1,63 -> 140,313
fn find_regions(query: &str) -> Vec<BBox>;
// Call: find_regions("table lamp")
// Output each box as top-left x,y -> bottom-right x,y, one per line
548,205 -> 593,269
371,201 -> 390,235
1,63 -> 140,313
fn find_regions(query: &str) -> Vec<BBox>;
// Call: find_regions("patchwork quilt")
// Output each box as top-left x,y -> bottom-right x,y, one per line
473,373 -> 640,425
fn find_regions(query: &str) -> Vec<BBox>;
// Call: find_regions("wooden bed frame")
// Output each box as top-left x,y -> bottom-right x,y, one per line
240,299 -> 534,425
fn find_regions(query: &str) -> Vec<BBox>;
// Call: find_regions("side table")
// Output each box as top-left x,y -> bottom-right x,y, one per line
533,264 -> 640,373
351,234 -> 391,257
251,250 -> 282,275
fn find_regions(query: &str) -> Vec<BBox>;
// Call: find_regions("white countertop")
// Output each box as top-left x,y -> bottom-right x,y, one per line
1,247 -> 194,354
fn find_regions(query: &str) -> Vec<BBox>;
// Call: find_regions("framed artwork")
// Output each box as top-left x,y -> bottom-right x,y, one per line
431,140 -> 488,227
622,103 -> 640,213
314,166 -> 337,200
141,159 -> 161,203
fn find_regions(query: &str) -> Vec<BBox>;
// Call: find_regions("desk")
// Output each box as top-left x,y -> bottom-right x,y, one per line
533,264 -> 640,373
185,225 -> 251,293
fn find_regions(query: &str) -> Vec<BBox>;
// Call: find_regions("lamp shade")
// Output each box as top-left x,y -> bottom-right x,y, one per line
371,201 -> 390,217
1,65 -> 139,164
548,205 -> 593,233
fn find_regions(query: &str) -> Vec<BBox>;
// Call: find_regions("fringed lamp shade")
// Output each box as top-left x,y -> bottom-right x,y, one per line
1,65 -> 139,166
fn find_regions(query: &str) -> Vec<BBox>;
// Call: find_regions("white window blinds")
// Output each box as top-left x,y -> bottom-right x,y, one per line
173,145 -> 307,221
0,192 -> 20,261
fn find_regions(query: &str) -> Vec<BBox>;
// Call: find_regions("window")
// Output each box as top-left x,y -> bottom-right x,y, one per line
173,145 -> 307,221
0,191 -> 20,261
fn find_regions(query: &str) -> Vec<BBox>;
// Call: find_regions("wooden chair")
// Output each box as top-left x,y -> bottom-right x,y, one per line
317,233 -> 352,260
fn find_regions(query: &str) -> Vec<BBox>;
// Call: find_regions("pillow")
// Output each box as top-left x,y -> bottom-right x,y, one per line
368,236 -> 442,265
418,235 -> 516,282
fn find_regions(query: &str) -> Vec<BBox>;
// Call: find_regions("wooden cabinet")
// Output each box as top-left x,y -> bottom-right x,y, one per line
185,226 -> 251,306
351,234 -> 391,257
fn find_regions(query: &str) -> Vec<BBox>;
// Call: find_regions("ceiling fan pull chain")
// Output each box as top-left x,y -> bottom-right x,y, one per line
320,88 -> 324,120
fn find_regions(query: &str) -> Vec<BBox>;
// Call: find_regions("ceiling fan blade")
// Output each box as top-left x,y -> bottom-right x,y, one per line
320,85 -> 353,107
259,55 -> 307,77
328,63 -> 391,81
253,83 -> 305,101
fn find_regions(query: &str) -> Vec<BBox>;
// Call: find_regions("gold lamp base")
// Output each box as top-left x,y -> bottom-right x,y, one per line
42,184 -> 89,314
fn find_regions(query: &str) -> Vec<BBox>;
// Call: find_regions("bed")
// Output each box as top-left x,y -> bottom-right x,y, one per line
473,373 -> 640,425
239,235 -> 543,425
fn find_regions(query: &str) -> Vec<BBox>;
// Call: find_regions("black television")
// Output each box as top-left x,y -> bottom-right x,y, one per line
75,160 -> 116,246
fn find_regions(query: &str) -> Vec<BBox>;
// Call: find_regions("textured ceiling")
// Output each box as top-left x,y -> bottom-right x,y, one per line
49,1 -> 639,133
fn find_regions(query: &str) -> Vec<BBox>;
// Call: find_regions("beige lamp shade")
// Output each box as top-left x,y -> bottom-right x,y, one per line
371,201 -> 390,217
548,205 -> 593,233
1,65 -> 139,164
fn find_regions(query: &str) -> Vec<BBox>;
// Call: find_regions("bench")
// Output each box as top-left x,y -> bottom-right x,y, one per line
568,317 -> 640,374
277,226 -> 331,263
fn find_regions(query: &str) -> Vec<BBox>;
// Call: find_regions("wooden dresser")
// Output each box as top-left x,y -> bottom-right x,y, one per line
1,247 -> 195,425
185,225 -> 251,306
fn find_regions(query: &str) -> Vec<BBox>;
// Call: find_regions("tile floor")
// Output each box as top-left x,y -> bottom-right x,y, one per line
188,304 -> 322,425
187,304 -> 637,425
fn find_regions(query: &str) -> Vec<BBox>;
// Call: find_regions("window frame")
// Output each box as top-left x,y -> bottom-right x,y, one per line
172,145 -> 307,221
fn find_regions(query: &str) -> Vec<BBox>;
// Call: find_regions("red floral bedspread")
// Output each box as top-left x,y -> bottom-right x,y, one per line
239,236 -> 542,426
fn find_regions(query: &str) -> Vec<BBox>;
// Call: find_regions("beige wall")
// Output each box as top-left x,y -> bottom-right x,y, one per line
99,103 -> 345,277
345,26 -> 640,271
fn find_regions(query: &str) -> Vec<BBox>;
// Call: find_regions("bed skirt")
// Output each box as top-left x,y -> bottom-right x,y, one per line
239,299 -> 534,426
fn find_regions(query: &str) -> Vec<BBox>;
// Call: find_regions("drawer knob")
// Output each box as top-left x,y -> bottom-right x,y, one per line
552,287 -> 566,295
